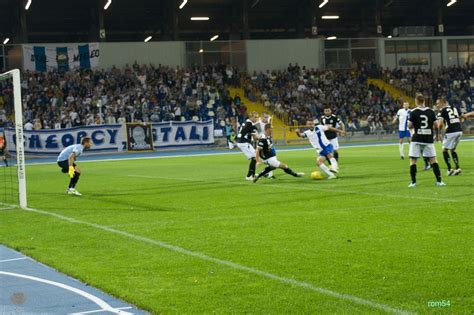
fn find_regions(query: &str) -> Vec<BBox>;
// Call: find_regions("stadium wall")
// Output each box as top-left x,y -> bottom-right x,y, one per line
99,42 -> 185,69
246,39 -> 321,72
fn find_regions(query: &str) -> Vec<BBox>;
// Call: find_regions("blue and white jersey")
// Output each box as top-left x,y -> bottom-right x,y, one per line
396,108 -> 411,132
302,125 -> 331,151
57,144 -> 84,162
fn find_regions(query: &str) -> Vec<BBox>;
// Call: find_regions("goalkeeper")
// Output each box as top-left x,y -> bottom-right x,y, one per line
57,137 -> 92,196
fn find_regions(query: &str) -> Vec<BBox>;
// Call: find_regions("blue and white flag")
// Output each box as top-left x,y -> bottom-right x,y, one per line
23,43 -> 100,72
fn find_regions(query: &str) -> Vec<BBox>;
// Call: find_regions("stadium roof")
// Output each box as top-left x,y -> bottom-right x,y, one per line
0,0 -> 473,43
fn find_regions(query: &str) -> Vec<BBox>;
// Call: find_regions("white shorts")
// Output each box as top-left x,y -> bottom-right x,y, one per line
236,142 -> 256,159
409,142 -> 436,158
329,138 -> 339,150
442,131 -> 462,150
263,156 -> 281,168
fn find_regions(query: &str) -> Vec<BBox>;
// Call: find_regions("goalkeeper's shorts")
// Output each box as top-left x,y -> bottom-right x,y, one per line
57,160 -> 76,173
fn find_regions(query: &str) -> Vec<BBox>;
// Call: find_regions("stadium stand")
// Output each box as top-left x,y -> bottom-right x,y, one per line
380,64 -> 473,110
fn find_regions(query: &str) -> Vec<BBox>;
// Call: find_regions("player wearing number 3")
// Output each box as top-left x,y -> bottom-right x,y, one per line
407,95 -> 445,187
57,137 -> 92,196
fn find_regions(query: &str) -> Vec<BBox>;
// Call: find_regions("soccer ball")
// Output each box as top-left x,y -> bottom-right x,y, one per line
310,171 -> 324,180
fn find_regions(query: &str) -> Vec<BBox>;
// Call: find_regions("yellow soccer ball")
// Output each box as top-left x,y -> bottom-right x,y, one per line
310,171 -> 324,180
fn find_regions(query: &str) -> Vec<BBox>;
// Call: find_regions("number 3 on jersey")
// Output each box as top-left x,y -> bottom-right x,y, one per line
420,115 -> 429,129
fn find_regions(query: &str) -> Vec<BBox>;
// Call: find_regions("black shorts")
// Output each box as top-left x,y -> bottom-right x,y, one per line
57,160 -> 76,173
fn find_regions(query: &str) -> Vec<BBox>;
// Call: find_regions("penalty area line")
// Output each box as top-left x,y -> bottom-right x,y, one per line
23,206 -> 414,315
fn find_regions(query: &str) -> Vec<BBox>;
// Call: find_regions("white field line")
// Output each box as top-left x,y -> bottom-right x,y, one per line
0,271 -> 132,315
70,306 -> 133,315
0,257 -> 29,263
23,139 -> 474,167
106,202 -> 427,228
0,202 -> 17,211
126,174 -> 458,203
23,205 -> 414,315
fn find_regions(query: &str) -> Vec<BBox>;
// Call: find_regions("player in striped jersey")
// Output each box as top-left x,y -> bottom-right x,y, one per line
255,112 -> 274,179
393,101 -> 431,170
436,98 -> 463,176
236,111 -> 259,181
253,124 -> 304,182
296,119 -> 345,179
407,95 -> 445,187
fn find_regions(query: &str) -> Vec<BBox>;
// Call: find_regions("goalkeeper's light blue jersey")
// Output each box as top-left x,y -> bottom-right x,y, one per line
57,144 -> 84,162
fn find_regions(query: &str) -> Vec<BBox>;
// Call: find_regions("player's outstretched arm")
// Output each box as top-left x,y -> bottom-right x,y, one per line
339,122 -> 346,136
436,118 -> 444,142
462,111 -> 474,119
327,126 -> 345,136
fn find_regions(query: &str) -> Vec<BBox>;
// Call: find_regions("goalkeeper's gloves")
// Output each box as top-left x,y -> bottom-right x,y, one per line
68,166 -> 75,178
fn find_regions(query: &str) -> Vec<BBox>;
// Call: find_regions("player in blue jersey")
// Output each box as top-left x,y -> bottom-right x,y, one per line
392,102 -> 411,160
57,137 -> 92,196
296,119 -> 345,179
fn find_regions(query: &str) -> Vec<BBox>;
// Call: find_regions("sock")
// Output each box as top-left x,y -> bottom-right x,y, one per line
329,157 -> 338,170
399,143 -> 404,156
424,157 -> 430,167
319,164 -> 333,177
443,151 -> 452,170
69,172 -> 80,188
265,170 -> 274,178
451,151 -> 459,169
432,163 -> 442,183
410,164 -> 417,184
257,166 -> 273,179
334,151 -> 339,161
283,167 -> 298,177
247,158 -> 256,177
3,157 -> 8,167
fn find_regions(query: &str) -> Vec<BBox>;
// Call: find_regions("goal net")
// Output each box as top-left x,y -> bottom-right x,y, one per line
0,69 -> 27,209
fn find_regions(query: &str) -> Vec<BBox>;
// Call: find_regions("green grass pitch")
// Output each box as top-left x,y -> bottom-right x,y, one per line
1,142 -> 473,314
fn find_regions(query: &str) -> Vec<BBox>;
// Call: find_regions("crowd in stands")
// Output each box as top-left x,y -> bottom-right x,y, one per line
0,62 -> 472,137
243,64 -> 400,134
381,65 -> 473,112
0,63 -> 244,131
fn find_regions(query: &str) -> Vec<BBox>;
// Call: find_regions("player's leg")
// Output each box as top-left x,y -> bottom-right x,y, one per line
317,156 -> 336,179
450,132 -> 462,175
247,158 -> 257,179
277,161 -> 304,177
408,142 -> 419,187
69,165 -> 82,192
237,143 -> 257,180
424,145 -> 445,186
451,149 -> 460,171
326,153 -> 338,172
253,165 -> 275,183
398,132 -> 405,159
443,148 -> 453,175
331,138 -> 340,162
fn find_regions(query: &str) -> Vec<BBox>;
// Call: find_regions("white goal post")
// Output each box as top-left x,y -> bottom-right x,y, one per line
0,69 -> 27,209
